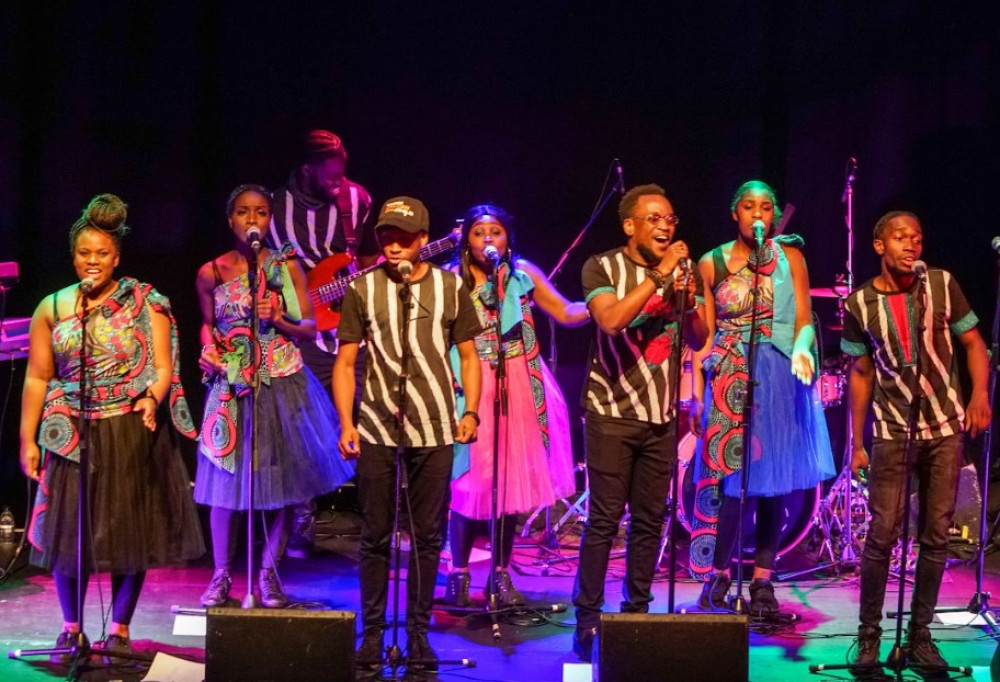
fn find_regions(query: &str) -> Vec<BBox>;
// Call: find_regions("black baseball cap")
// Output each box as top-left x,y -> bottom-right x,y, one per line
375,197 -> 429,234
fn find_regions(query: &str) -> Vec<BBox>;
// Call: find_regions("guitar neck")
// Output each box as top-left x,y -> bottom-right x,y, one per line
314,230 -> 459,305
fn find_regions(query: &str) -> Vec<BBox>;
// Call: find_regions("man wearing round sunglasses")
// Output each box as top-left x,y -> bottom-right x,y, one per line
572,183 -> 708,661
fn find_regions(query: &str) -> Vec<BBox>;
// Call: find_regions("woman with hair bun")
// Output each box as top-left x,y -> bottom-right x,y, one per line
19,194 -> 205,660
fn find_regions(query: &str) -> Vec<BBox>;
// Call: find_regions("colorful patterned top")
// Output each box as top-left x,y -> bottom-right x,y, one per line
38,278 -> 196,462
199,246 -> 305,471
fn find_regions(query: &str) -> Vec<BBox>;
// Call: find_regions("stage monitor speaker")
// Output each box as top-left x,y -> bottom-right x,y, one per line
595,612 -> 749,682
206,607 -> 355,682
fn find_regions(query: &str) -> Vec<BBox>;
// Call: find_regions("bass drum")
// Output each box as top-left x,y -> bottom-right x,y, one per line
674,432 -> 820,563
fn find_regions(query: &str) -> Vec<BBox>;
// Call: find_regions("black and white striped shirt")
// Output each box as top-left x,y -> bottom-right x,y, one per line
581,247 -> 693,424
841,269 -> 978,440
267,175 -> 376,270
337,264 -> 481,447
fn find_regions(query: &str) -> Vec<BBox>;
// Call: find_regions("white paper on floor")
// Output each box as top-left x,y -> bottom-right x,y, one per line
563,662 -> 592,682
140,652 -> 204,682
172,613 -> 206,636
935,611 -> 988,626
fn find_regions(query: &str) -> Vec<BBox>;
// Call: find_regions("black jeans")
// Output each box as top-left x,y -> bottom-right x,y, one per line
357,442 -> 452,634
573,412 -> 675,630
859,434 -> 963,629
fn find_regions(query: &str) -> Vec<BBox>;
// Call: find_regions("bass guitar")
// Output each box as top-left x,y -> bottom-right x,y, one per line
307,225 -> 462,331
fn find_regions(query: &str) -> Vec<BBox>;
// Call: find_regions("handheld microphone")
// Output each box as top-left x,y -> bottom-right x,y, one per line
246,226 -> 262,252
911,260 -> 928,278
483,245 -> 502,265
752,220 -> 766,247
80,278 -> 95,294
397,259 -> 413,283
678,257 -> 690,272
614,158 -> 626,194
991,236 -> 1000,254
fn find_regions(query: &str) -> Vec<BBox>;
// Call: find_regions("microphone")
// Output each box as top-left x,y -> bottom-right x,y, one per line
911,260 -> 928,278
80,278 -> 95,294
483,245 -> 501,265
752,220 -> 765,247
678,257 -> 690,272
991,236 -> 1000,254
614,158 -> 626,194
246,226 -> 262,252
841,157 -> 857,203
397,259 -> 413,283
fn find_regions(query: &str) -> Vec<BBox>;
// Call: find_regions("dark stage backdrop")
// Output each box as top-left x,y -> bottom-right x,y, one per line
1,2 -> 997,518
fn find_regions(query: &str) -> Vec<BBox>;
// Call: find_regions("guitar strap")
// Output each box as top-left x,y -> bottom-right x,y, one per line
336,185 -> 360,273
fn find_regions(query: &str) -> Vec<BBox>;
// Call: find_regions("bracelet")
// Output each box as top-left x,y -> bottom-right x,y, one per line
144,388 -> 159,407
462,410 -> 481,426
281,312 -> 301,326
646,268 -> 667,288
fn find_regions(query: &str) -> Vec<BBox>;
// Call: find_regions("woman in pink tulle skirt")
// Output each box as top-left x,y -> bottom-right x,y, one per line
443,204 -> 590,608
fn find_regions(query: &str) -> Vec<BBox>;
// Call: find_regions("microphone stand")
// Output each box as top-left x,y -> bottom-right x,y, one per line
10,287 -> 153,674
904,245 -> 1000,636
242,244 -> 262,609
485,257 -> 507,641
535,160 -> 622,557
729,237 -> 765,615
382,270 -> 413,679
664,264 -> 691,613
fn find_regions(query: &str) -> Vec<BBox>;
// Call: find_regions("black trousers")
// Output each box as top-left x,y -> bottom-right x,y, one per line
573,412 -> 675,630
357,442 -> 452,634
859,434 -> 963,630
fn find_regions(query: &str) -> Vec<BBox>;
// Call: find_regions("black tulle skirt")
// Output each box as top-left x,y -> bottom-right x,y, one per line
30,410 -> 206,575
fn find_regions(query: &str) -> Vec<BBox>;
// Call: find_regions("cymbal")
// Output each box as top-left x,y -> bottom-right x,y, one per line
810,285 -> 850,298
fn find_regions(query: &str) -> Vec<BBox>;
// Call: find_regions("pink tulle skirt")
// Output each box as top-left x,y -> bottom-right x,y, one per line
451,355 -> 577,519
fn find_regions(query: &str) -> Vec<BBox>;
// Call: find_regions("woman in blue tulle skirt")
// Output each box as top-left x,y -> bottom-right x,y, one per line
690,181 -> 835,615
193,185 -> 354,609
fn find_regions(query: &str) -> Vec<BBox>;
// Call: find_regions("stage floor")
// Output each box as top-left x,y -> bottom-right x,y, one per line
1,515 -> 997,681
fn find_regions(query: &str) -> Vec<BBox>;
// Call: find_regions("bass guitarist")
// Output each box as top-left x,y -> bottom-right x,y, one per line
266,129 -> 376,557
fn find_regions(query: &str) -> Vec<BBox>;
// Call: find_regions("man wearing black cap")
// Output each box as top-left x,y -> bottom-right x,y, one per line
333,197 -> 482,675
267,129 -> 375,557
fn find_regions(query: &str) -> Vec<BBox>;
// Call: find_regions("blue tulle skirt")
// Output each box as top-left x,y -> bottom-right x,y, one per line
194,369 -> 355,510
698,342 -> 836,498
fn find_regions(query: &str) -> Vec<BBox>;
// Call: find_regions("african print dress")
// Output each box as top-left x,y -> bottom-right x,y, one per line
29,278 -> 205,574
689,239 -> 834,576
194,247 -> 354,511
450,263 -> 576,519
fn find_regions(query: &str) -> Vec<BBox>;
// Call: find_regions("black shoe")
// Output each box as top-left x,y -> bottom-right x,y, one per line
572,626 -> 597,663
905,626 -> 948,670
406,631 -> 439,672
258,568 -> 289,608
488,569 -> 526,607
748,578 -> 780,617
443,571 -> 471,607
50,630 -> 89,665
356,628 -> 384,673
100,634 -> 132,666
850,624 -> 882,674
697,573 -> 731,610
200,569 -> 232,607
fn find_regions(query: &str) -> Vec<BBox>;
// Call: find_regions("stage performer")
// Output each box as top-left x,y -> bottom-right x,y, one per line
690,179 -> 835,615
334,197 -> 482,676
267,129 -> 376,558
441,203 -> 590,609
571,184 -> 707,662
843,210 -> 990,670
19,193 -> 204,660
194,185 -> 354,609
